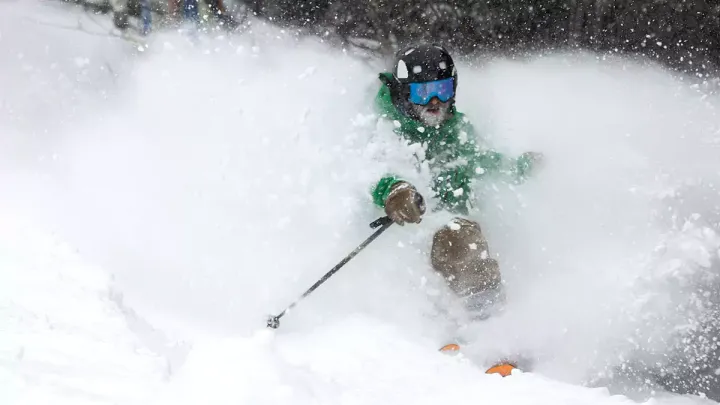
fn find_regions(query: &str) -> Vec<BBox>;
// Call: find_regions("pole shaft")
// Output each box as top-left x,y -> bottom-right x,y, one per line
267,217 -> 393,328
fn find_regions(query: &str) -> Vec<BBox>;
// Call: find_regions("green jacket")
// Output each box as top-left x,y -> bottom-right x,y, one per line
371,72 -> 534,215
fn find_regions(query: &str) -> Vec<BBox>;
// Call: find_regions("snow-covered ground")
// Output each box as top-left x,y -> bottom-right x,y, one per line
3,1 -> 720,404
0,216 -> 167,405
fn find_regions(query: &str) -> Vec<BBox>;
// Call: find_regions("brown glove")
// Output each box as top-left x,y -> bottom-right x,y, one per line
384,181 -> 426,225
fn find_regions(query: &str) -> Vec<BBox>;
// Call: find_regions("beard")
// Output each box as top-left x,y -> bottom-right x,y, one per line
410,101 -> 452,127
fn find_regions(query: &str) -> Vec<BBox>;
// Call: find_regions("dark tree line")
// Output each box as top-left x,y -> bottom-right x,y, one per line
240,0 -> 720,77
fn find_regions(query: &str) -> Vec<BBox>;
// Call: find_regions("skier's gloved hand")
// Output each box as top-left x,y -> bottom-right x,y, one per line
516,151 -> 544,177
384,181 -> 426,225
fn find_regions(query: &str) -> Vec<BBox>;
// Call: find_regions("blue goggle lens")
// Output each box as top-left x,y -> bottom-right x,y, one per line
408,78 -> 455,105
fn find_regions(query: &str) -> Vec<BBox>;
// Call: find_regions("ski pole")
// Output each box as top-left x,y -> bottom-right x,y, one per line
266,216 -> 394,329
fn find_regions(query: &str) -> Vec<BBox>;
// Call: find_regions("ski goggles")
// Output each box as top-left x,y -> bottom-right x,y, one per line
408,77 -> 455,105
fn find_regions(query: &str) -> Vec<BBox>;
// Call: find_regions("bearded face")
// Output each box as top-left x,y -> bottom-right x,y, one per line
409,98 -> 452,127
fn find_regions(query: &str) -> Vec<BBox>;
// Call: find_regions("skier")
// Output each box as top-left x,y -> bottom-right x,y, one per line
371,44 -> 542,376
182,0 -> 239,30
110,0 -> 152,36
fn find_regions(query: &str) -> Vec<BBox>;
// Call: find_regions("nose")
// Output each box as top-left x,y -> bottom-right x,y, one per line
430,98 -> 440,105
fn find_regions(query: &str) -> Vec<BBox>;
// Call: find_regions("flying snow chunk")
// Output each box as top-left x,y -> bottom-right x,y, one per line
452,188 -> 464,197
458,131 -> 468,144
74,57 -> 90,68
413,65 -> 422,74
417,127 -> 425,133
297,67 -> 316,80
475,167 -> 485,175
469,243 -> 477,250
448,221 -> 461,231
393,120 -> 401,128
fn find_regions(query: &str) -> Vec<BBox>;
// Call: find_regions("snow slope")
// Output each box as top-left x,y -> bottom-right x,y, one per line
0,215 -> 166,404
3,1 -> 720,404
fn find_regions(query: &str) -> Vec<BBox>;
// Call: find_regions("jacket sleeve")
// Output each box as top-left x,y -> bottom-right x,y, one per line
459,121 -> 536,183
371,175 -> 403,208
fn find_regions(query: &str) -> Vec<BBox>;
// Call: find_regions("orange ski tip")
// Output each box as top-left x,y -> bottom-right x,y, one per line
485,363 -> 517,377
439,343 -> 460,353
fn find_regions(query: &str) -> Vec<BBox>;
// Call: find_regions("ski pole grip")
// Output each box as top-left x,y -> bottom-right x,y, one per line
370,216 -> 393,229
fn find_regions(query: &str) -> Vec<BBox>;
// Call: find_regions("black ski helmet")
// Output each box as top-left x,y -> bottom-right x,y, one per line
383,44 -> 458,115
